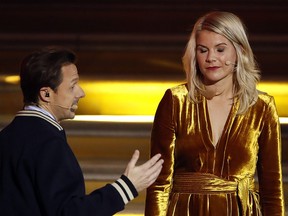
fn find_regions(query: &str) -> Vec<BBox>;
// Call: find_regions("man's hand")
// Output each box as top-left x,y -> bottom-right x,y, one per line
124,150 -> 163,192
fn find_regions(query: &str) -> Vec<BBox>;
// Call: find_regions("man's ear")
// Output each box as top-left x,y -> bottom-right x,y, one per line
39,87 -> 51,102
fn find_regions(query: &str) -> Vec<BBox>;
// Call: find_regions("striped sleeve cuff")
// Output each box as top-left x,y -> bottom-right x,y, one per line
111,175 -> 138,204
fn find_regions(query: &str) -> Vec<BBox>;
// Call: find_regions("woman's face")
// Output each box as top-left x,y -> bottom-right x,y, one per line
196,30 -> 237,85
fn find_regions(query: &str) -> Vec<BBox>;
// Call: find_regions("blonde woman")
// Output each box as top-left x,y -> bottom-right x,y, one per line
145,11 -> 284,215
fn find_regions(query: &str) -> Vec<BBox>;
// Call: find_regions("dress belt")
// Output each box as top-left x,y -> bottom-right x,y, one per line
172,172 -> 259,215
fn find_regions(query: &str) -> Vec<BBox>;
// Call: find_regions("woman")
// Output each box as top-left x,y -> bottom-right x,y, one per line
145,11 -> 285,215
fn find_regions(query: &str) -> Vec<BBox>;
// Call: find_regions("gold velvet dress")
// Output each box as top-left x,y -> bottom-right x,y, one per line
145,84 -> 284,216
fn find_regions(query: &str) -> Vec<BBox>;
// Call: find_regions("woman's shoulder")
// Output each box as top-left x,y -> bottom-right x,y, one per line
168,83 -> 188,95
161,83 -> 189,102
255,90 -> 278,113
257,90 -> 275,104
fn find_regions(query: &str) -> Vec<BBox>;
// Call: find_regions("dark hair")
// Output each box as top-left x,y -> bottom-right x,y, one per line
20,47 -> 76,105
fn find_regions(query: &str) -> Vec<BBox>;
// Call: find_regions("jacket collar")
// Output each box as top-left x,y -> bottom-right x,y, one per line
16,110 -> 63,131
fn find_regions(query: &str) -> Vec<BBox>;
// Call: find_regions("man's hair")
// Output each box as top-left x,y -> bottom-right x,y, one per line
20,47 -> 76,105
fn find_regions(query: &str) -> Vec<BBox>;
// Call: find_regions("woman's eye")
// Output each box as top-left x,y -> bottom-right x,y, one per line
217,48 -> 225,52
198,48 -> 207,53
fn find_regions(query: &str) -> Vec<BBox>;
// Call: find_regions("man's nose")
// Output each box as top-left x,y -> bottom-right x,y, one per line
78,86 -> 85,98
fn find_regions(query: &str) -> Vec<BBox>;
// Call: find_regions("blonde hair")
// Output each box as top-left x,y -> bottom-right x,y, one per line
182,11 -> 260,114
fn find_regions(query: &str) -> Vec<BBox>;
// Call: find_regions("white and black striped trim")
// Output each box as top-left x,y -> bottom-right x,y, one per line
111,175 -> 138,204
16,110 -> 63,131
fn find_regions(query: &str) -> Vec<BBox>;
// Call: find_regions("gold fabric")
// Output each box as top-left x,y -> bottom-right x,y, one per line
145,84 -> 285,216
172,173 -> 260,216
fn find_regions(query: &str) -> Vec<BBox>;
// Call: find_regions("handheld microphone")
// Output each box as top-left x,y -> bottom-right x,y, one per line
225,61 -> 236,66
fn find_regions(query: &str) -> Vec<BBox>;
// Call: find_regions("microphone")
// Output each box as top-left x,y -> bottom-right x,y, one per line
51,103 -> 78,112
225,61 -> 236,66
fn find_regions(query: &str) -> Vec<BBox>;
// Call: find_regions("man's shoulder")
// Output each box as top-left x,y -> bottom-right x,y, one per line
0,110 -> 65,143
16,110 -> 63,131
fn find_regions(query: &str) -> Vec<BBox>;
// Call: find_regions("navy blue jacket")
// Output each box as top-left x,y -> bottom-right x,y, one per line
0,110 -> 137,216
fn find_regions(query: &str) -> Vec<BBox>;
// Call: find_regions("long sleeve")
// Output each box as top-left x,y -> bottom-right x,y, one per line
257,96 -> 285,215
145,89 -> 176,216
34,132 -> 138,216
0,112 -> 138,216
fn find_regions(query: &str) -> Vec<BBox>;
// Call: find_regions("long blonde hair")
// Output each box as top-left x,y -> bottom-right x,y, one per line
182,11 -> 260,114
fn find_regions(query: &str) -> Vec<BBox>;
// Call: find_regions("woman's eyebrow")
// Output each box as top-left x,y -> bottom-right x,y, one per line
196,42 -> 228,48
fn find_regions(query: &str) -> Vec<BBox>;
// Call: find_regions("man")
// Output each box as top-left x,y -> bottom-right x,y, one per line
0,47 -> 163,216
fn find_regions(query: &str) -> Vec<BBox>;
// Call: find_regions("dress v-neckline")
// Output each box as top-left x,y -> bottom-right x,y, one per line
201,97 -> 237,149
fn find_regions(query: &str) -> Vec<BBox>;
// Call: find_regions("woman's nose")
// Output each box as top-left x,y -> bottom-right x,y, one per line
206,52 -> 216,63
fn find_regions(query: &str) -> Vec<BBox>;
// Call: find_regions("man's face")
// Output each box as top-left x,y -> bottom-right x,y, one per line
49,63 -> 85,121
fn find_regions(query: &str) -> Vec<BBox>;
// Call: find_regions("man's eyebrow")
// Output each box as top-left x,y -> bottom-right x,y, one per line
70,77 -> 79,84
